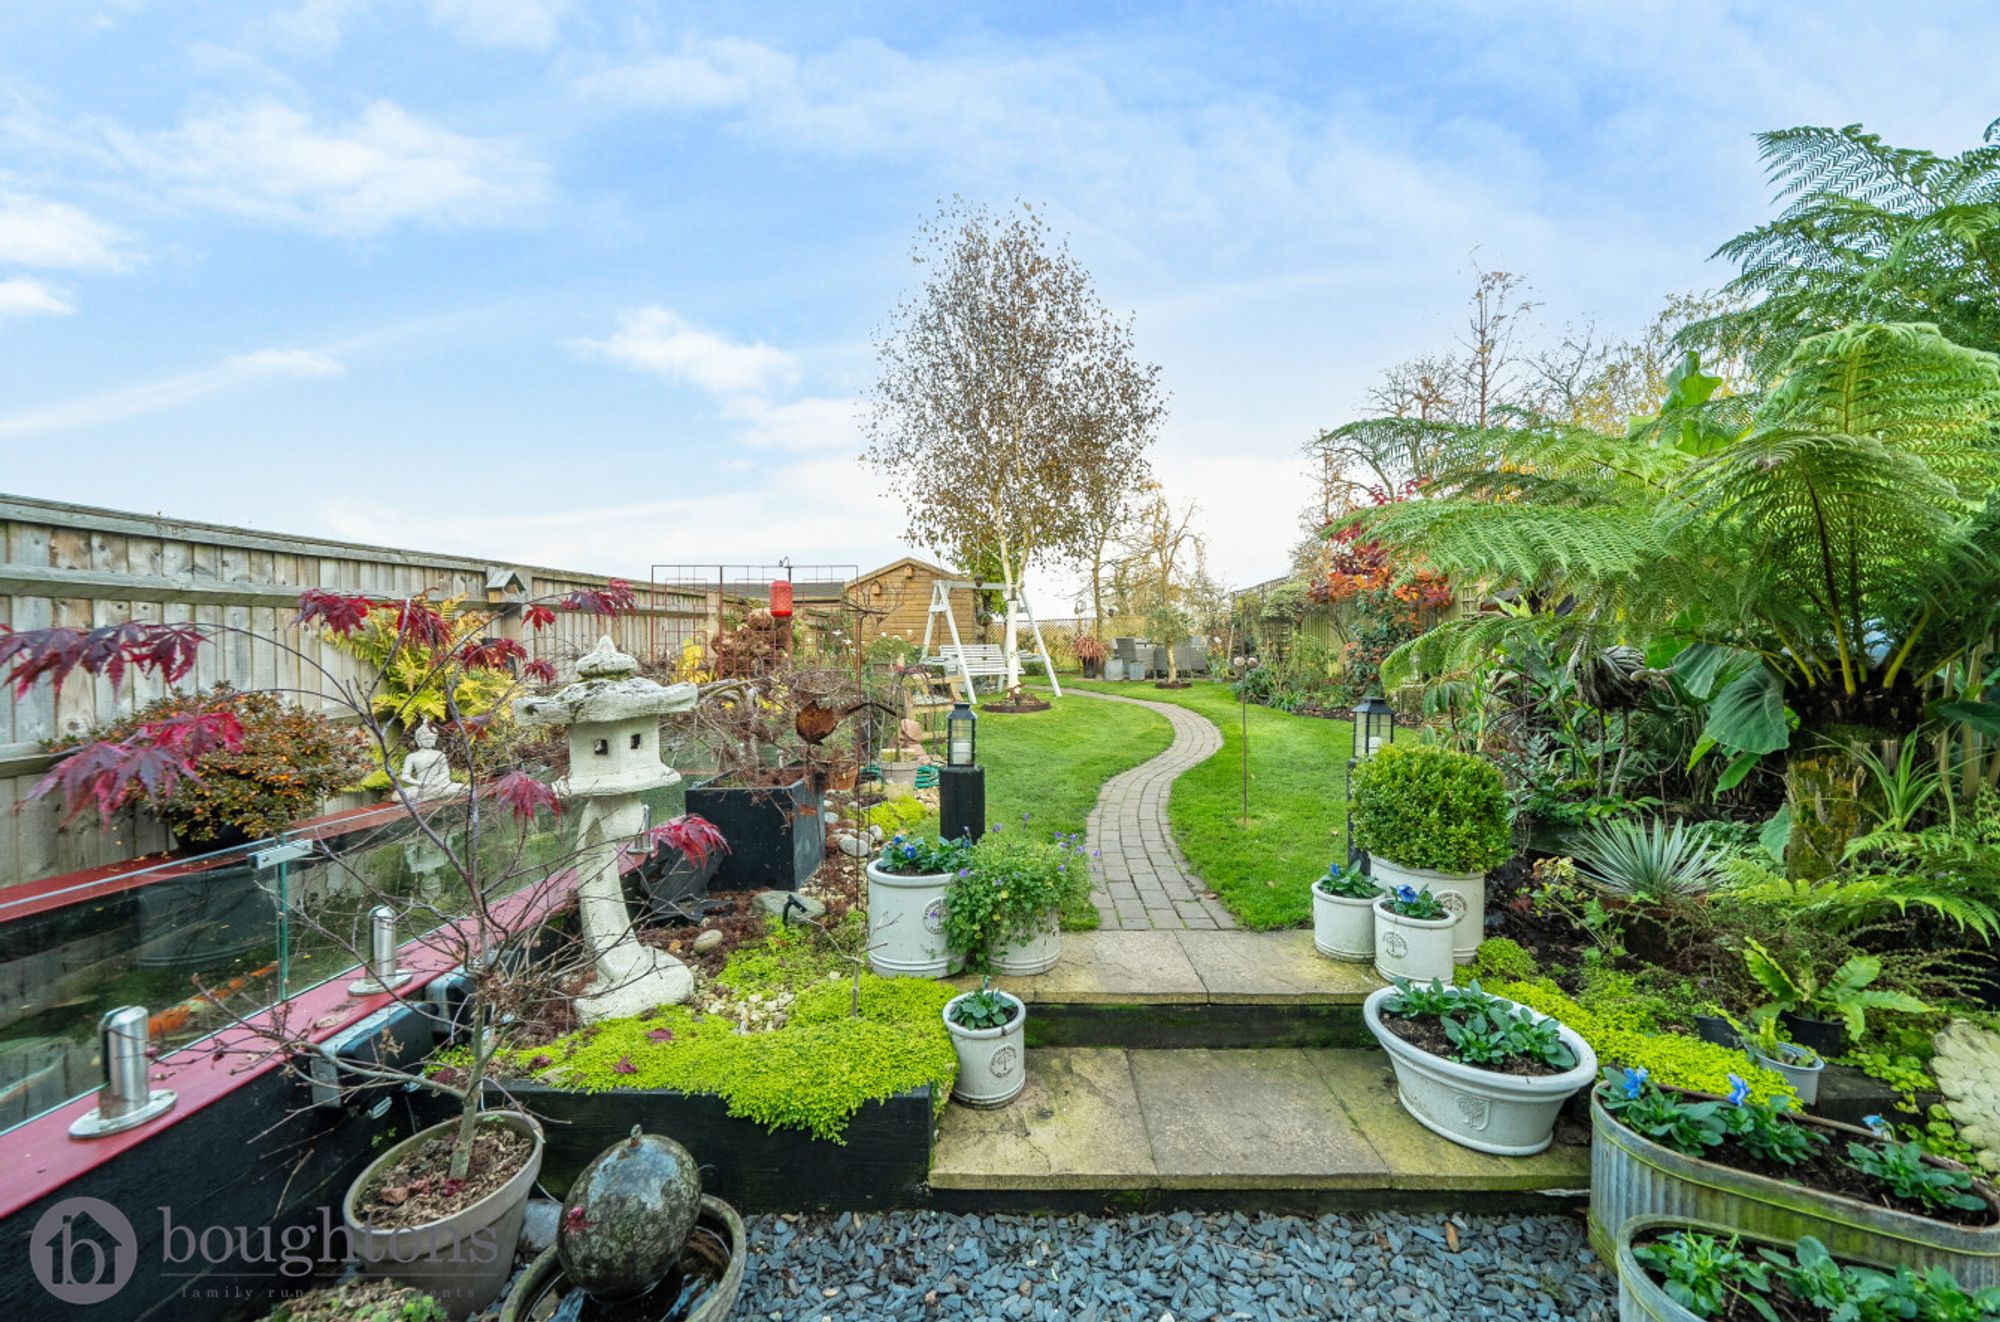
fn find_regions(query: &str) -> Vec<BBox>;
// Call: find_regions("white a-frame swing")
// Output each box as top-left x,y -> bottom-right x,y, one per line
918,579 -> 1063,708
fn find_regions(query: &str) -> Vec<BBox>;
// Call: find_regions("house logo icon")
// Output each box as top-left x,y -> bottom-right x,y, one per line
30,1196 -> 136,1305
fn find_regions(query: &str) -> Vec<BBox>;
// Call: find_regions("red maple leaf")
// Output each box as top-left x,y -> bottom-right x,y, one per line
523,658 -> 556,684
294,589 -> 375,636
462,637 -> 526,671
31,710 -> 245,824
559,579 -> 636,616
645,814 -> 729,868
522,603 -> 556,632
485,770 -> 559,821
646,1028 -> 674,1044
391,599 -> 453,651
612,1054 -> 637,1075
0,622 -> 211,699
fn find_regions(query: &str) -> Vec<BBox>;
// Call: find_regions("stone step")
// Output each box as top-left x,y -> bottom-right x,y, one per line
950,928 -> 1385,1049
929,1047 -> 1590,1213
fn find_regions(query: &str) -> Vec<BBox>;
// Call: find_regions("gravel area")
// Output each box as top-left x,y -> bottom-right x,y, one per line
738,1209 -> 1614,1321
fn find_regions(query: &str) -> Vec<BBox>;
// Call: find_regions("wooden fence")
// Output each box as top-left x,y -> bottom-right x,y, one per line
0,494 -> 714,888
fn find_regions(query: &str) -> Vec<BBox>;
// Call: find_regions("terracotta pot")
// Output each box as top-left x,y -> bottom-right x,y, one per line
342,1110 -> 545,1320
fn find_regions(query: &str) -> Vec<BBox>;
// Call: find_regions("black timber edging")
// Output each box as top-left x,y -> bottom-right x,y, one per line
1024,1000 -> 1374,1050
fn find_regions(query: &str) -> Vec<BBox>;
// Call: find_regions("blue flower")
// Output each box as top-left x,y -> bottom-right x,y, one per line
902,843 -> 917,859
957,868 -> 970,878
1057,862 -> 1066,872
892,833 -> 905,844
1862,1114 -> 1889,1137
1726,1074 -> 1750,1106
1622,1066 -> 1650,1100
1394,884 -> 1419,904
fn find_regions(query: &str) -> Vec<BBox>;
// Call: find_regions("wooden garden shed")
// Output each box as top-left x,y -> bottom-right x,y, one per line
847,556 -> 976,647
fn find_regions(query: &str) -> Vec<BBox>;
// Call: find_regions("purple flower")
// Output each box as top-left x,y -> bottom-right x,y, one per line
1057,863 -> 1066,872
1091,849 -> 1101,858
957,868 -> 970,878
1622,1066 -> 1649,1100
1726,1074 -> 1749,1106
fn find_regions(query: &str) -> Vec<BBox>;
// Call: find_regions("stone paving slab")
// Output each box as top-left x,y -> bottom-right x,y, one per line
930,1046 -> 1590,1192
951,928 -> 1383,1006
929,1047 -> 1156,1189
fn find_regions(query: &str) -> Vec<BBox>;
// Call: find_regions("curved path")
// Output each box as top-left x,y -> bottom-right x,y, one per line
1071,689 -> 1235,931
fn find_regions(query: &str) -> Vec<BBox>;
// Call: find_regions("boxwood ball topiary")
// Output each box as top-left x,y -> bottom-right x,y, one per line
1351,743 -> 1512,875
557,1127 -> 702,1301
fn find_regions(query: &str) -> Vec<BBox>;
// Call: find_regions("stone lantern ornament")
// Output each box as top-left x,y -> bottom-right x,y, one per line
516,636 -> 699,1023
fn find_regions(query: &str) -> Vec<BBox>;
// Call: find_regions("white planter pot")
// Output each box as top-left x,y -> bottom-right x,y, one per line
1104,658 -> 1128,681
878,760 -> 922,798
944,990 -> 1028,1108
866,860 -> 951,978
1371,856 -> 1484,964
1749,1042 -> 1824,1106
1312,885 -> 1376,961
1363,985 -> 1598,1156
992,911 -> 1061,976
1372,898 -> 1459,985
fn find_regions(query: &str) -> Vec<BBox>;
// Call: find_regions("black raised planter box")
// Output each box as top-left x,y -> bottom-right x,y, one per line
474,1080 -> 934,1211
685,774 -> 824,892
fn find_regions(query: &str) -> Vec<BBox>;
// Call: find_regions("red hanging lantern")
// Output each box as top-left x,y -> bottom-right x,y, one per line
769,579 -> 794,619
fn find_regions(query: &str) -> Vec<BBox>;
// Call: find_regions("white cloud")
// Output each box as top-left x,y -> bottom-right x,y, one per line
104,99 -> 549,236
0,277 -> 75,318
722,394 -> 863,452
574,39 -> 794,109
0,190 -> 131,270
0,346 -> 346,440
573,307 -> 797,396
271,0 -> 369,51
430,0 -> 570,50
225,347 -> 346,377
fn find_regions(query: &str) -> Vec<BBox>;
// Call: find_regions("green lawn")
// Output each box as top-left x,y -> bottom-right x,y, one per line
908,689 -> 1174,929
1066,678 -> 1355,929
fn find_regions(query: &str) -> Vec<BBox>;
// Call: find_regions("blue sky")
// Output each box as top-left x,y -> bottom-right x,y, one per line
2,2 -> 1996,607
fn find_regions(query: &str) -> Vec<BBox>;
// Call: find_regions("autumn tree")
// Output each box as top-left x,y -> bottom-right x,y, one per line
865,199 -> 1165,684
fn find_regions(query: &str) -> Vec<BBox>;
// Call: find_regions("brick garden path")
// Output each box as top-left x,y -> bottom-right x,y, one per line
1073,689 -> 1236,930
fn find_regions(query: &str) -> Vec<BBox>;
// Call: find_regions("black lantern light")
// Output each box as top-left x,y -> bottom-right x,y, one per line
947,700 -> 977,768
1353,693 -> 1396,760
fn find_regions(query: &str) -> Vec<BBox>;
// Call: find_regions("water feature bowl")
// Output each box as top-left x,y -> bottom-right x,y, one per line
501,1195 -> 745,1322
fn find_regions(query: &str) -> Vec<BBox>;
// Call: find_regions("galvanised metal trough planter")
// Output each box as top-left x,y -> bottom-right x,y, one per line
1589,1091 -> 2000,1289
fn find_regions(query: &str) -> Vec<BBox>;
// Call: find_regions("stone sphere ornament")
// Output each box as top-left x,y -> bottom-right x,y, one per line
556,1126 -> 704,1302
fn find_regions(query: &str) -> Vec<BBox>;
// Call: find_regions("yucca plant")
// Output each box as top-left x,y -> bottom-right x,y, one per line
1569,816 -> 1721,900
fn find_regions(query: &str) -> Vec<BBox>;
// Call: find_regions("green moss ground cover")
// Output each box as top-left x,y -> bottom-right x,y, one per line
1066,679 -> 1354,928
490,927 -> 959,1142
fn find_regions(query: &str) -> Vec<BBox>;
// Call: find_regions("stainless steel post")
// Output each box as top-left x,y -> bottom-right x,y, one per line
69,1006 -> 176,1138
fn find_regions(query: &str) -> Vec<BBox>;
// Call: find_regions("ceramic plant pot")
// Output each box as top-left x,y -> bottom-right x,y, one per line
1588,1090 -> 2000,1287
1749,1040 -> 1824,1106
1372,898 -> 1459,985
944,990 -> 1027,1108
1312,885 -> 1376,961
991,911 -> 1061,977
1362,986 -> 1597,1156
342,1111 -> 545,1321
866,859 -> 952,978
1371,856 -> 1484,964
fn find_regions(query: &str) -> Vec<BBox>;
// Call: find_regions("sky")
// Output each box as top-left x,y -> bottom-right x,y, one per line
1,2 -> 1996,612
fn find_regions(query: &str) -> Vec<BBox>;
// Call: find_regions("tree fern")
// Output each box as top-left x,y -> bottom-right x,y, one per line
1687,121 -> 2000,373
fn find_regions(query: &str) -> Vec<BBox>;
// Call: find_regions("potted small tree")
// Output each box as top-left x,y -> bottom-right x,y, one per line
1373,884 -> 1459,984
942,828 -> 1091,975
1363,978 -> 1597,1155
16,578 -> 655,1319
1074,634 -> 1107,680
943,979 -> 1027,1108
1311,860 -> 1378,961
1351,743 -> 1512,964
865,833 -> 975,978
